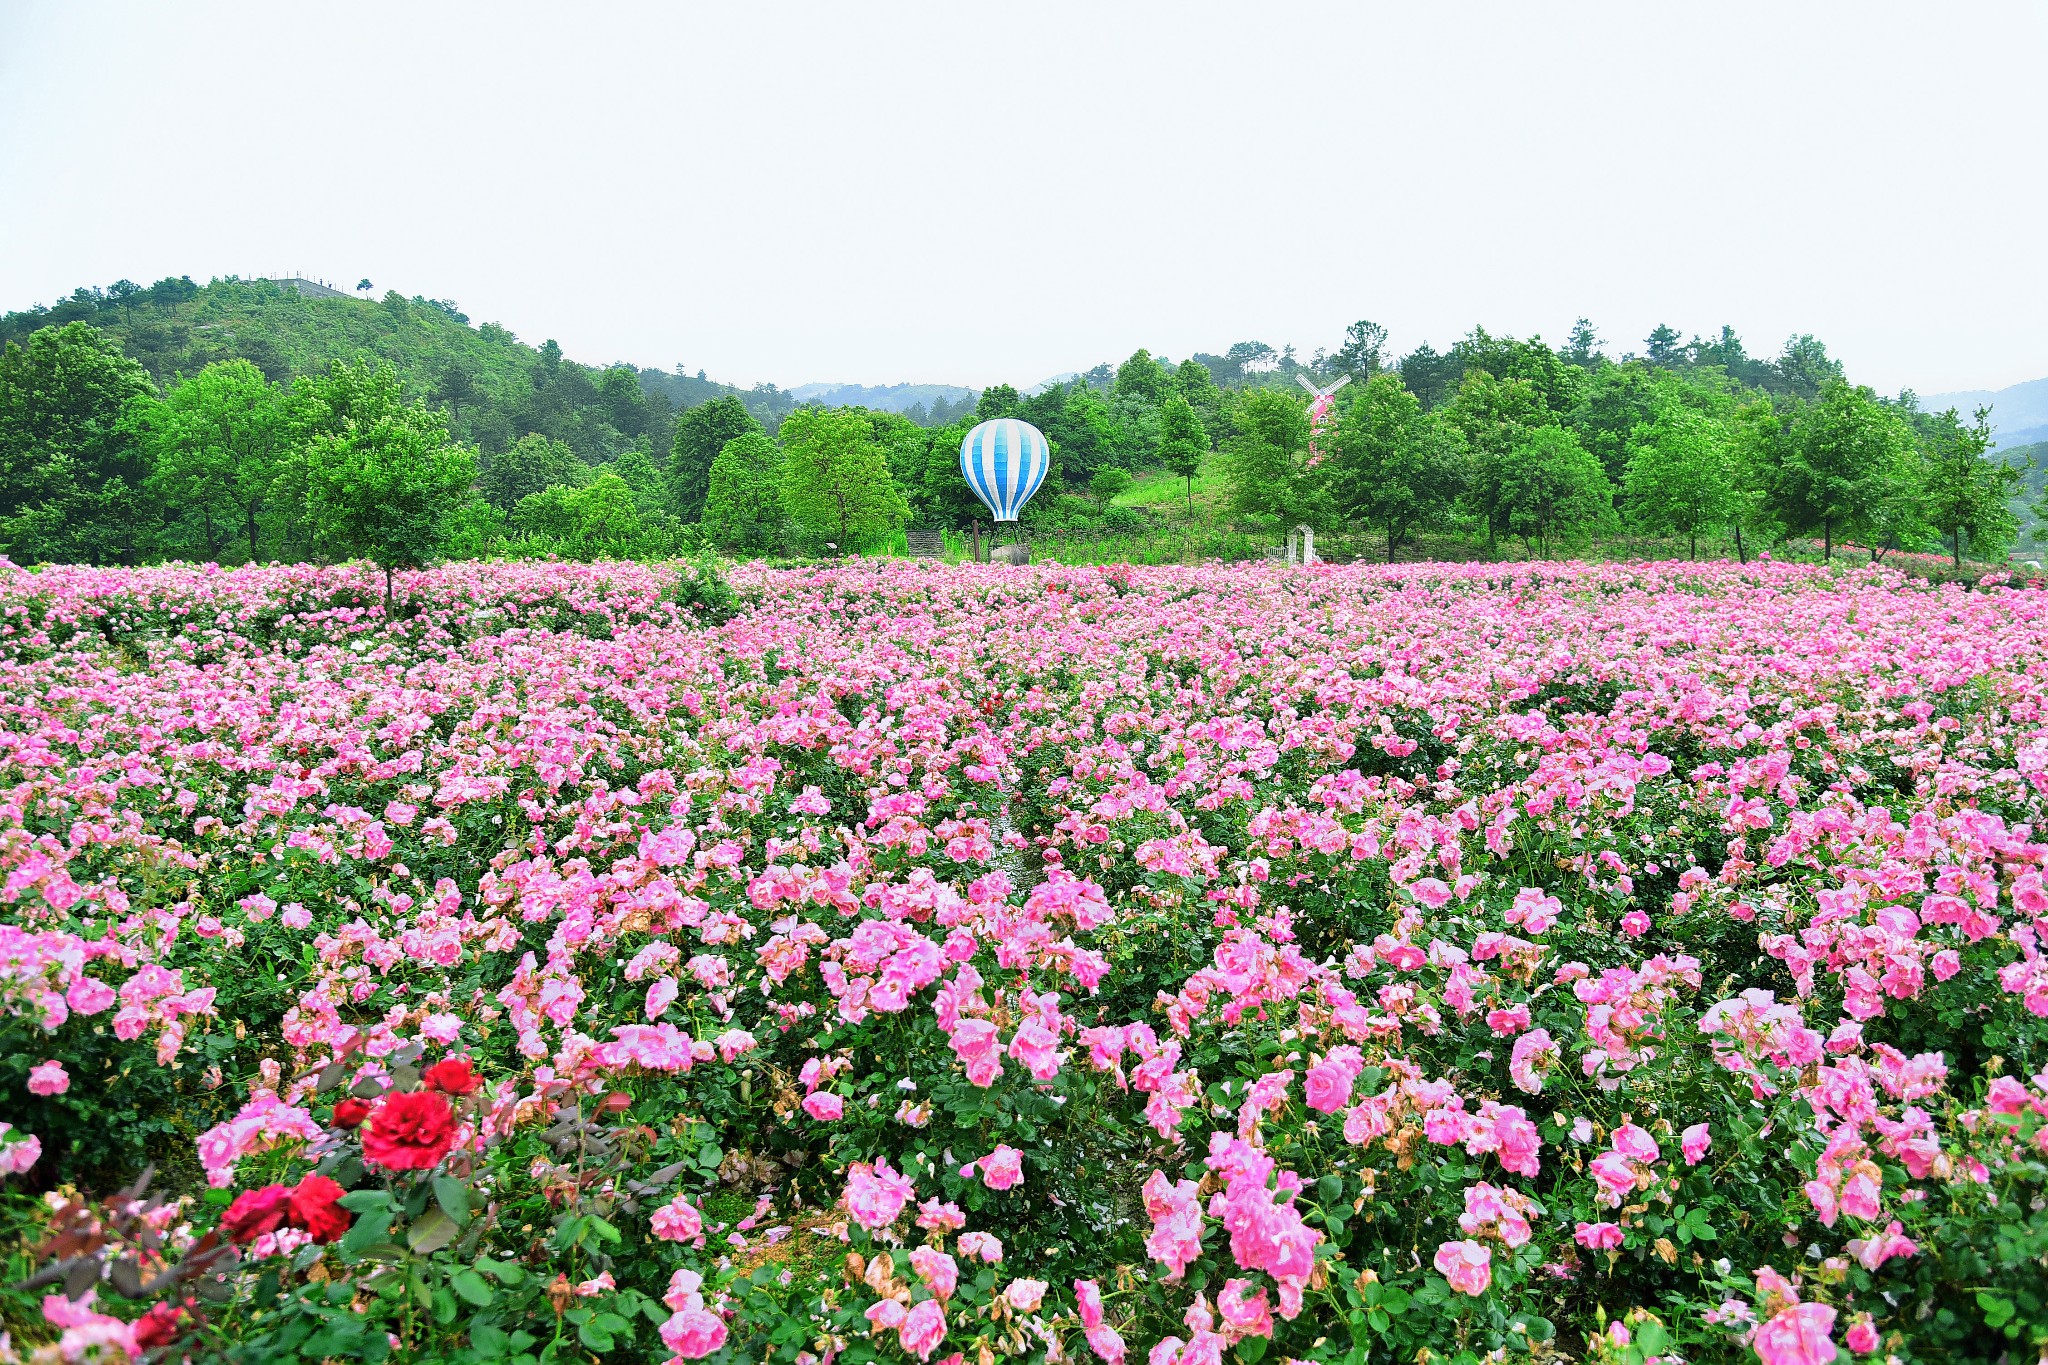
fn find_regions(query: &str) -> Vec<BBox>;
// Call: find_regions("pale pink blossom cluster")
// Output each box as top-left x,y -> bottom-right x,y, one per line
3,556 -> 2047,1360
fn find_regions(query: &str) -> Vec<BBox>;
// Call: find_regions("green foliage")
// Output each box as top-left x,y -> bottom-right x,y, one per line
134,358 -> 284,563
1448,370 -> 1548,548
1570,361 -> 1677,483
1623,404 -> 1742,557
668,395 -> 761,523
511,473 -> 681,561
1219,388 -> 1324,524
974,384 -> 1023,421
897,420 -> 987,531
1330,373 -> 1465,560
292,359 -> 479,600
606,445 -> 675,521
437,497 -> 508,560
475,433 -> 589,512
2,278 -> 2028,570
1452,325 -> 1586,418
666,553 -> 740,624
1089,466 -> 1134,507
1494,424 -> 1614,555
1920,406 -> 2023,566
1114,349 -> 1171,405
1022,383 -> 1128,489
1157,393 -> 1209,511
701,431 -> 784,553
1328,319 -> 1389,381
0,322 -> 155,564
1774,380 -> 1921,560
0,277 -> 758,468
777,406 -> 907,552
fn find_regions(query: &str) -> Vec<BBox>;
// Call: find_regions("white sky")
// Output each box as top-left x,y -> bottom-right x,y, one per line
2,2 -> 2044,395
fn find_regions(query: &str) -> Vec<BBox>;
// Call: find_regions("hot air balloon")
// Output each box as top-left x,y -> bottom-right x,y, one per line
959,418 -> 1049,523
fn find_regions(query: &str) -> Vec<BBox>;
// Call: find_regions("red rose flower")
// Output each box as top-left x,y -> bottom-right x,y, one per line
286,1173 -> 353,1243
360,1089 -> 456,1171
331,1097 -> 372,1129
133,1301 -> 188,1350
220,1184 -> 291,1242
421,1056 -> 478,1096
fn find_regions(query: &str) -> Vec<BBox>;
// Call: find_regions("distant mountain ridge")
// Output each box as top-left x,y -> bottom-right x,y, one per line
1919,376 -> 2048,450
788,382 -> 978,413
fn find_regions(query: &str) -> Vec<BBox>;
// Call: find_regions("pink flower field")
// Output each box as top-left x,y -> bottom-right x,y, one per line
2,556 -> 2046,1365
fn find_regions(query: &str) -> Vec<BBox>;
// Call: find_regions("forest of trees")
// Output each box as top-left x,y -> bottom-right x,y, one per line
0,275 -> 2037,575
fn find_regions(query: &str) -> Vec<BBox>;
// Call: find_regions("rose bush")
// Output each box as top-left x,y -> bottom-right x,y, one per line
0,554 -> 2043,1364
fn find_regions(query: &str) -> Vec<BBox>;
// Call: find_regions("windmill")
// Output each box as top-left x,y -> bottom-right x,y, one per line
1286,373 -> 1351,567
1295,374 -> 1351,403
1297,372 -> 1348,471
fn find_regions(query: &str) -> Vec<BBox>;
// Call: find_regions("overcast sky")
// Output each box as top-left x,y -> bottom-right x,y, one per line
2,2 -> 2044,395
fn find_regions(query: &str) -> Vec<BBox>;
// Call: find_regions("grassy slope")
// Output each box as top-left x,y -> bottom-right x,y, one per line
1111,457 -> 1229,513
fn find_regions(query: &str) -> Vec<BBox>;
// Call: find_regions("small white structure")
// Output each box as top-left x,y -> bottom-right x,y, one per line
1287,524 -> 1317,566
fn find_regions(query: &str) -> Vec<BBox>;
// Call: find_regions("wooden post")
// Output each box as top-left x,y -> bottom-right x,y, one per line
971,523 -> 982,564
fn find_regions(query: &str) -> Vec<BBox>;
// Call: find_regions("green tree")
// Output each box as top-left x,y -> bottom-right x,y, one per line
975,385 -> 1023,421
1920,405 -> 2021,567
1622,405 -> 1740,558
1721,398 -> 1786,564
1562,318 -> 1604,369
1219,388 -> 1325,525
1172,359 -> 1226,440
1774,380 -> 1919,561
1331,374 -> 1466,562
668,396 -> 761,522
293,359 -> 479,604
1773,335 -> 1844,402
1452,327 -> 1585,417
1644,324 -> 1684,366
433,361 -> 478,428
439,496 -> 506,559
701,430 -> 784,554
478,434 -> 589,512
1174,358 -> 1218,403
903,421 -> 987,531
1224,341 -> 1277,380
1328,320 -> 1388,382
1495,425 -> 1613,557
1568,361 -> 1673,484
609,445 -> 675,519
0,322 -> 156,564
778,406 -> 907,552
135,359 -> 283,562
512,473 -> 650,560
1397,342 -> 1461,410
1089,467 -> 1133,508
1446,369 -> 1546,550
1157,393 -> 1209,512
1113,350 -> 1170,405
1021,384 -> 1124,489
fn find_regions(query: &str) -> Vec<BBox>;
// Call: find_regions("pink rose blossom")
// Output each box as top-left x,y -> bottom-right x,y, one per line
1433,1239 -> 1492,1296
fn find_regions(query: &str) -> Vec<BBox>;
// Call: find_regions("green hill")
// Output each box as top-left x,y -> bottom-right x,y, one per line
2004,441 -> 2047,556
0,276 -> 794,461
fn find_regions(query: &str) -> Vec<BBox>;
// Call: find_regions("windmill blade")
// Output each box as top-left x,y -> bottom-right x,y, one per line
1327,374 -> 1351,393
1295,375 -> 1324,396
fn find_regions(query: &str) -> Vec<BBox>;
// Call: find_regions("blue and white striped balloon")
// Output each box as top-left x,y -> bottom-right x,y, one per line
959,418 -> 1050,523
